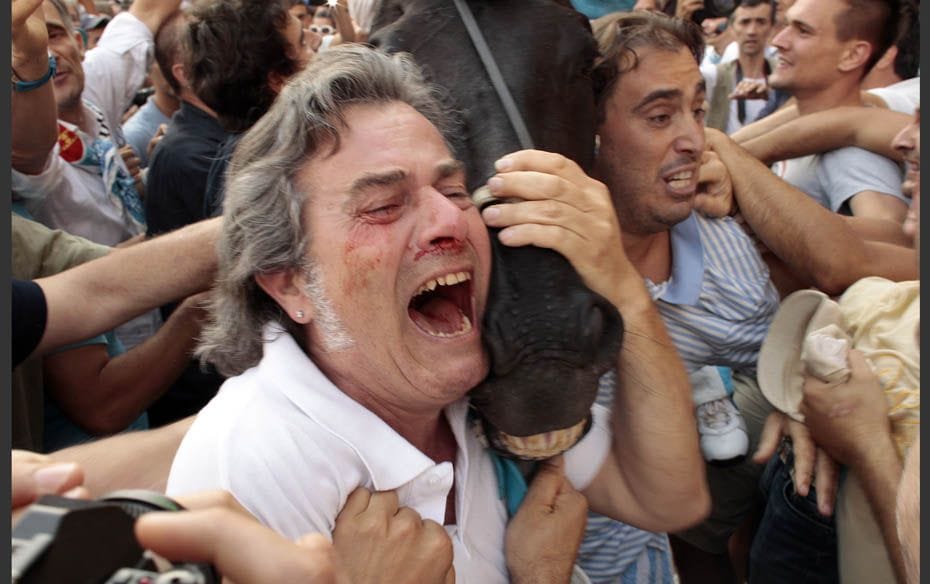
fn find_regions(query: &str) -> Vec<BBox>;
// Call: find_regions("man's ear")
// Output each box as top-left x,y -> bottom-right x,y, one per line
267,70 -> 287,95
838,40 -> 873,73
172,63 -> 191,89
255,269 -> 315,324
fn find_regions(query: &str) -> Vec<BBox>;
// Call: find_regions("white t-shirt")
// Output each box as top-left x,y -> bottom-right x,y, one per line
867,77 -> 920,115
168,324 -> 612,583
12,12 -> 152,246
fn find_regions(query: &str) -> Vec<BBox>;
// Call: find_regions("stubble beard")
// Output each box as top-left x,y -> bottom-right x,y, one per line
302,262 -> 356,352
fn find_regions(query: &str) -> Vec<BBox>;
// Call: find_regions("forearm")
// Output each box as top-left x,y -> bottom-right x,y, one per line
48,416 -> 194,495
606,283 -> 708,528
129,0 -> 183,34
35,217 -> 220,356
730,100 -> 798,144
88,301 -> 204,432
331,0 -> 357,43
741,107 -> 909,164
12,52 -> 58,175
711,134 -> 898,294
844,216 -> 914,247
850,434 -> 906,584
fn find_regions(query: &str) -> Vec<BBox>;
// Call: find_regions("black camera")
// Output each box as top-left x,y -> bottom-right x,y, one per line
12,490 -> 220,584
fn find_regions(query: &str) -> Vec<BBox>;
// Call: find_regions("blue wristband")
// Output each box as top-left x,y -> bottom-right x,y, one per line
12,55 -> 57,93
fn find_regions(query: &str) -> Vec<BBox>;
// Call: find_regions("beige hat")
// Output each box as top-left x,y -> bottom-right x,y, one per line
758,290 -> 851,422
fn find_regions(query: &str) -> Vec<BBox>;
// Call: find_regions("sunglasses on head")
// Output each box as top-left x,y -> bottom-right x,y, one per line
309,24 -> 334,35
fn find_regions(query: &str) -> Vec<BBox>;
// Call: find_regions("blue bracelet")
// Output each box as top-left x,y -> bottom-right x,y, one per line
12,55 -> 57,93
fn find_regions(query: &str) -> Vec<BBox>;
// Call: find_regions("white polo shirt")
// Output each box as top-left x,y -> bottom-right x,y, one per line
167,324 -> 611,583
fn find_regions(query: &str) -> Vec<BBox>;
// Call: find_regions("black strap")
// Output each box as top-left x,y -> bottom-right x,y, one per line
735,60 -> 773,125
451,0 -> 535,150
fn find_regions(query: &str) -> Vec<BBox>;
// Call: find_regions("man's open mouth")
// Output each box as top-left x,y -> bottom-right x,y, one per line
408,271 -> 474,338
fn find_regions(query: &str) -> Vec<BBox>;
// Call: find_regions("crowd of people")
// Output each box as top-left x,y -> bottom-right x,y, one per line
10,0 -> 920,582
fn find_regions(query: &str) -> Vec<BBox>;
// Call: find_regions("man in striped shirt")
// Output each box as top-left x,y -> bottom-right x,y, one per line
583,10 -> 782,582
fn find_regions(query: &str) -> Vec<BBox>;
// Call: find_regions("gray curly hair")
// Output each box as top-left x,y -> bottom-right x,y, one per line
197,44 -> 453,377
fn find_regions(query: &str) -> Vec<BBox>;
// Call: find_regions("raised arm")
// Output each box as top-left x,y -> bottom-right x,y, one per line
329,0 -> 357,44
129,0 -> 183,35
705,129 -> 916,294
741,107 -> 910,165
11,0 -> 59,175
481,150 -> 709,532
33,217 -> 221,358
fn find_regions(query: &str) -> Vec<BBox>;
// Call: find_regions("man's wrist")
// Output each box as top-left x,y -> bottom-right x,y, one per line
12,54 -> 57,92
11,49 -> 51,79
849,428 -> 899,471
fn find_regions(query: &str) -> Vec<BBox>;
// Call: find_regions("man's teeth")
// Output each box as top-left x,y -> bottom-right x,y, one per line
667,171 -> 693,189
415,271 -> 470,296
429,314 -> 472,338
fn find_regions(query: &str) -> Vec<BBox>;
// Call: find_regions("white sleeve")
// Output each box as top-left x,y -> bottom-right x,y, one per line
563,403 -> 612,491
82,12 -> 154,132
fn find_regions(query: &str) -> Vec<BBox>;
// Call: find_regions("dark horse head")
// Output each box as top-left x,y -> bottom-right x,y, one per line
371,0 -> 623,460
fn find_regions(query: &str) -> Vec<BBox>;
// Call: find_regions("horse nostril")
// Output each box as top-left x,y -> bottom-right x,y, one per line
582,303 -> 605,353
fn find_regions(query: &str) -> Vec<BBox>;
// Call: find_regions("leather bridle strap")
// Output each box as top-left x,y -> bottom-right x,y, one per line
451,0 -> 535,151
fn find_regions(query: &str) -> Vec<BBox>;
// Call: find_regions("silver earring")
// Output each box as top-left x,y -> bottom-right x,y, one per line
295,310 -> 305,320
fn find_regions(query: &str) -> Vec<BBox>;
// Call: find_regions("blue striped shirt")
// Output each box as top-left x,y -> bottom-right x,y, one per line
578,213 -> 778,583
646,213 -> 779,374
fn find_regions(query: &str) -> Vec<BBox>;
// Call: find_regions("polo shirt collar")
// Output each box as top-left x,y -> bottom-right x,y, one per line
653,212 -> 704,306
257,323 -> 469,492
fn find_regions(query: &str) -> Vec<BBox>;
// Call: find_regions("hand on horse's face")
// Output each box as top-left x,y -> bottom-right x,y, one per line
479,149 -> 635,309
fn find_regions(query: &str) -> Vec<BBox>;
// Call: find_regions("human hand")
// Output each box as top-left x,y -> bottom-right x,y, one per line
675,0 -> 704,21
119,144 -> 145,199
333,487 -> 454,584
754,411 -> 841,516
12,0 -> 50,75
799,350 -> 890,468
175,290 -> 213,330
729,79 -> 769,101
506,456 -> 588,584
695,149 -> 734,218
12,450 -> 88,525
135,490 -> 341,584
480,150 -> 634,308
147,123 -> 168,162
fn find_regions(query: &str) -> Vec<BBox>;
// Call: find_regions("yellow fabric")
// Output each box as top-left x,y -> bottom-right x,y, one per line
838,277 -> 920,457
835,277 -> 919,584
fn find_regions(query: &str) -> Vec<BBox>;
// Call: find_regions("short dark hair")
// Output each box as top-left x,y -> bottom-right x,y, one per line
154,10 -> 186,96
591,11 -> 704,123
732,0 -> 775,24
892,0 -> 919,79
185,0 -> 302,133
834,0 -> 898,75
